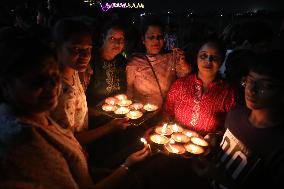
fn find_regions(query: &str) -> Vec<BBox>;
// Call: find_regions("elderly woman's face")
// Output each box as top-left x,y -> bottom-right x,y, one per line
143,26 -> 164,55
3,57 -> 61,114
197,42 -> 223,78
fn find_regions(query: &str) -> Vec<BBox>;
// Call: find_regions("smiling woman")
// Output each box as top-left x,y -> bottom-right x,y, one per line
86,19 -> 128,115
164,37 -> 236,135
0,32 -> 91,188
50,17 -> 93,133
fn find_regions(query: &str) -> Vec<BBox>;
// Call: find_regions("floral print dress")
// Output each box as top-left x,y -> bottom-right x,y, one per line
51,71 -> 88,133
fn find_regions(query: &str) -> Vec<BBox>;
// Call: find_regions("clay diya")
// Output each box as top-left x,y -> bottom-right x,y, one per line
150,134 -> 169,145
143,103 -> 159,112
191,137 -> 209,147
101,104 -> 117,112
184,143 -> 205,154
129,103 -> 144,110
126,110 -> 143,119
155,123 -> 173,136
104,97 -> 118,105
171,133 -> 190,143
165,143 -> 186,154
114,107 -> 130,115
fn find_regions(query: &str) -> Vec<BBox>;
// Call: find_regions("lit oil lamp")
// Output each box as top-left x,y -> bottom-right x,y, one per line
140,138 -> 147,146
115,94 -> 128,101
140,137 -> 151,152
114,107 -> 130,115
117,99 -> 132,106
129,103 -> 144,110
171,133 -> 190,143
126,110 -> 143,119
168,123 -> 184,133
182,129 -> 199,138
191,137 -> 209,147
150,134 -> 169,145
104,97 -> 118,105
184,143 -> 205,154
155,123 -> 173,135
143,103 -> 159,112
169,138 -> 175,144
102,104 -> 117,112
165,143 -> 186,154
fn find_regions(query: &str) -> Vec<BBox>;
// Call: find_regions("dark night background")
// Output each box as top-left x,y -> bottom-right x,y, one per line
143,0 -> 284,13
1,0 -> 284,13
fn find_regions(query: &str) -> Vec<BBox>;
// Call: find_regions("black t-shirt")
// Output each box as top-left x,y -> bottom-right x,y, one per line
215,106 -> 284,188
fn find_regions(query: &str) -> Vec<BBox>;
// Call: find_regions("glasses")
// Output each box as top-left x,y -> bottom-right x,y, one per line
241,76 -> 281,96
198,53 -> 221,62
108,37 -> 125,44
146,35 -> 164,41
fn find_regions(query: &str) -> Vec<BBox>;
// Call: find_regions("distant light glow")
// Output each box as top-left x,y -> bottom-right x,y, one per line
100,2 -> 145,12
84,0 -> 100,6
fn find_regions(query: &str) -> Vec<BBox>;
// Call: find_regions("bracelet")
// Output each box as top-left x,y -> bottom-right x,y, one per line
120,164 -> 129,171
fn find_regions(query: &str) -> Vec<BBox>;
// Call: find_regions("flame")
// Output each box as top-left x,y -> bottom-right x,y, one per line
191,145 -> 197,153
191,137 -> 208,147
140,138 -> 147,145
156,136 -> 161,144
168,144 -> 179,153
161,123 -> 167,133
172,124 -> 178,132
169,138 -> 175,144
109,100 -> 115,105
115,94 -> 127,100
185,131 -> 192,137
145,103 -> 152,111
120,100 -> 127,105
176,136 -> 182,142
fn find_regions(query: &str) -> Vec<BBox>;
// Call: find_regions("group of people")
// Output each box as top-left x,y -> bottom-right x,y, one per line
0,10 -> 283,189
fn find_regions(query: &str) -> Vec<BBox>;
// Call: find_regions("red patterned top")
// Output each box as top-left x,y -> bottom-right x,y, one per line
165,74 -> 236,134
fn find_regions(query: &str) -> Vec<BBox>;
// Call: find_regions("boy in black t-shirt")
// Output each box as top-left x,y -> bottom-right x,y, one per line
194,50 -> 284,189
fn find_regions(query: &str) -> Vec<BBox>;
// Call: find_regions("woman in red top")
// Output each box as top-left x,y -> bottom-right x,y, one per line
165,38 -> 236,135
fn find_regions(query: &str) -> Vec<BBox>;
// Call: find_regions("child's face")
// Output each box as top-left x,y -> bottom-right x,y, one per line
244,71 -> 282,110
58,32 -> 92,72
4,57 -> 61,114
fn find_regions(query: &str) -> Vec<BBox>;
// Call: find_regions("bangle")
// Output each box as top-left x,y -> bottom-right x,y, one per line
120,164 -> 129,171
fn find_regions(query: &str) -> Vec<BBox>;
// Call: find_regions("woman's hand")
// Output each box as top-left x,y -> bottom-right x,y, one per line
172,48 -> 186,64
172,48 -> 191,74
123,146 -> 151,168
107,118 -> 130,131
